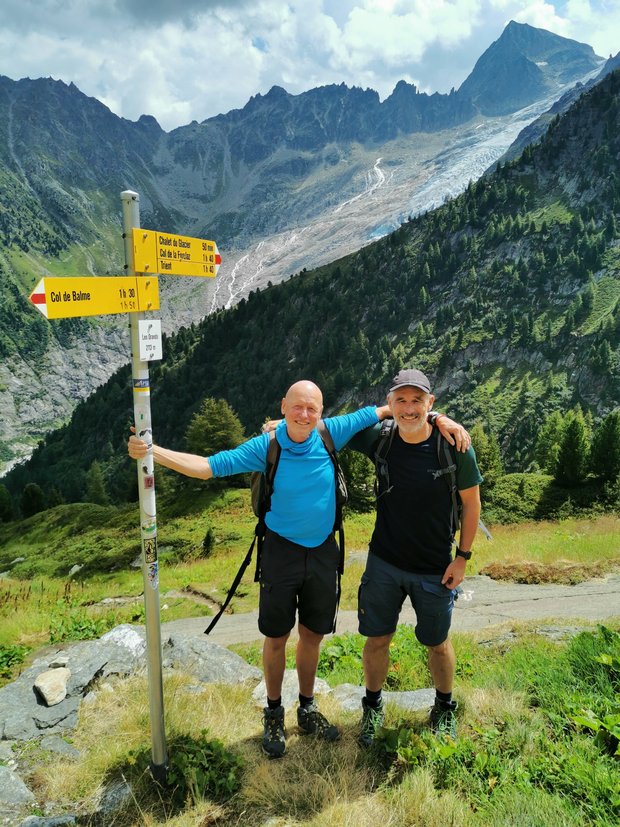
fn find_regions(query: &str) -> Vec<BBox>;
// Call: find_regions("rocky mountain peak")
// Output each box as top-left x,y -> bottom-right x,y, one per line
458,19 -> 603,116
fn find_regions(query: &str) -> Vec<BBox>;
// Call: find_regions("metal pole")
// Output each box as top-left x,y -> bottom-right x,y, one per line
121,190 -> 168,783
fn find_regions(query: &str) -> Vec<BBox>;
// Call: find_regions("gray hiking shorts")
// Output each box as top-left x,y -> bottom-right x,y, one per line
358,553 -> 457,646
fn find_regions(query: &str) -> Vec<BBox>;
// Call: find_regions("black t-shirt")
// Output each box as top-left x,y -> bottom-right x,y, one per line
348,424 -> 483,575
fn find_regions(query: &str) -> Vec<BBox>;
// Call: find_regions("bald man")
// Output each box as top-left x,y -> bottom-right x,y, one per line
128,380 -> 465,758
129,381 -> 391,757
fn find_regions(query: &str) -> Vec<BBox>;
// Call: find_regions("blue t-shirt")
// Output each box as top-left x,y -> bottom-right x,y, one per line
209,406 -> 379,547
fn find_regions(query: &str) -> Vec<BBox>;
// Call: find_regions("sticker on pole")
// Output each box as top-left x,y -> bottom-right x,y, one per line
138,319 -> 163,361
133,229 -> 221,277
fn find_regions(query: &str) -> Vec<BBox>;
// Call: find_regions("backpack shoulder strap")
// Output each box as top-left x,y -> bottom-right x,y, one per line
435,428 -> 460,536
262,430 -> 281,513
317,421 -> 347,615
374,419 -> 396,497
317,419 -> 335,453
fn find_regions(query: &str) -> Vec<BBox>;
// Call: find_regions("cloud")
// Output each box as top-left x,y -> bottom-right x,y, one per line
0,0 -> 615,131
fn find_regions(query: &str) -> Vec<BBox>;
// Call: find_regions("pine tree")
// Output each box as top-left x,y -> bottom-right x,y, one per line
590,411 -> 620,481
0,484 -> 13,522
21,483 -> 45,518
535,411 -> 565,475
85,461 -> 110,505
470,423 -> 504,490
185,397 -> 246,457
555,408 -> 591,486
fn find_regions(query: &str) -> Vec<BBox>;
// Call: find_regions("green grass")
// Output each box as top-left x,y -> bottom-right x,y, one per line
10,623 -> 619,826
581,274 -> 620,335
0,486 -> 618,663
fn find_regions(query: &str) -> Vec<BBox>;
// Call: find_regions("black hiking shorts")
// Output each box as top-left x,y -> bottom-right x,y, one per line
258,529 -> 340,638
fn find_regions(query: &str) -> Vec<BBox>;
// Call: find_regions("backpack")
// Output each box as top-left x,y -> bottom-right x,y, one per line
373,419 -> 492,544
205,421 -> 348,635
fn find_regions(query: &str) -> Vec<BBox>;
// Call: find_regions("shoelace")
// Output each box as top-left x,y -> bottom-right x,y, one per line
362,706 -> 383,734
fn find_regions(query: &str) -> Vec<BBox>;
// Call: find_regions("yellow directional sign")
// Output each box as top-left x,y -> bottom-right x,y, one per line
29,276 -> 160,320
133,229 -> 221,277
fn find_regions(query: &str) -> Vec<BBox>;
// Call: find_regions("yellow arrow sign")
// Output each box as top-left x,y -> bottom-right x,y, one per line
133,229 -> 221,277
29,276 -> 160,320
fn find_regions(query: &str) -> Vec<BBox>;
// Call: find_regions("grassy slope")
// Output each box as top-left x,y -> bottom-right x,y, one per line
1,488 -> 618,653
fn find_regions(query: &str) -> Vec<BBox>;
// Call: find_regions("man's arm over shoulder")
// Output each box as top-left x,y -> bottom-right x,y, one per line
323,405 -> 387,451
346,422 -> 382,458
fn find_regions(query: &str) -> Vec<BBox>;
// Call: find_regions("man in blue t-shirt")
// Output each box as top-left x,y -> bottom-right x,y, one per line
129,380 -> 391,758
347,369 -> 482,745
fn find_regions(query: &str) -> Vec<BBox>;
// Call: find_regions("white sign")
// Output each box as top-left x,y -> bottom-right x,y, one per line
138,319 -> 163,361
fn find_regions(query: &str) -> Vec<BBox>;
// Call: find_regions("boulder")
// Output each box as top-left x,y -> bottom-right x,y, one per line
34,668 -> 71,706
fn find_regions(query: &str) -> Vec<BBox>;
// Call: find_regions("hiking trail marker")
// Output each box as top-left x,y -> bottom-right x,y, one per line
27,189 -> 221,785
29,275 -> 159,319
133,228 -> 221,277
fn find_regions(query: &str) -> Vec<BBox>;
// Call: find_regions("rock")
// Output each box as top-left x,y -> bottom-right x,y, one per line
0,765 -> 35,805
93,778 -> 132,816
67,565 -> 82,578
0,741 -> 15,762
252,669 -> 331,709
18,818 -> 76,826
534,625 -> 585,641
34,669 -> 71,706
10,558 -> 26,566
332,683 -> 435,713
0,626 -> 147,741
39,736 -> 80,760
162,635 -> 262,685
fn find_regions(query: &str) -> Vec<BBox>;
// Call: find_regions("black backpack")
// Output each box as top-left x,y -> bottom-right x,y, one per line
205,421 -> 348,634
373,419 -> 491,544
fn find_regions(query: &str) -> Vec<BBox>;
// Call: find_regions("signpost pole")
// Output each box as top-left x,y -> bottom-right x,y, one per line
121,190 -> 168,783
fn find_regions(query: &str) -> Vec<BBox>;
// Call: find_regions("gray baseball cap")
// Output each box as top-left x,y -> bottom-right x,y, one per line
389,369 -> 431,393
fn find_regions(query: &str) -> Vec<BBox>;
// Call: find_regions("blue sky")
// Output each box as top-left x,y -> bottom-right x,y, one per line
0,1 -> 617,131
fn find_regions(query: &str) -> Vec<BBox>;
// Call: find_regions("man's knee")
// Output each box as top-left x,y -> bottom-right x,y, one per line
264,632 -> 290,653
298,623 -> 324,645
364,633 -> 394,656
426,638 -> 451,656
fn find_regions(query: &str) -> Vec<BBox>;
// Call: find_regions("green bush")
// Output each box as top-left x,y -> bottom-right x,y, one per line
127,731 -> 244,809
0,643 -> 29,679
48,603 -> 109,643
483,473 -> 606,522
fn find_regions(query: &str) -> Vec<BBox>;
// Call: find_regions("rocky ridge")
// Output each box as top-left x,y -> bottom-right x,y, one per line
0,22 -> 610,474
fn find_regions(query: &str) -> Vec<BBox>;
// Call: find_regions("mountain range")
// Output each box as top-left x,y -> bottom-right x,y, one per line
0,21 -> 614,476
4,62 -> 619,507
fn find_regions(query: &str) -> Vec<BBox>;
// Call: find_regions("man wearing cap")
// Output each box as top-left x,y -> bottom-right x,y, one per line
348,369 -> 482,744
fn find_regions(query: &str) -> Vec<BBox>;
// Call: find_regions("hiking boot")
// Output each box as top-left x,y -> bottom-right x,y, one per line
262,705 -> 286,758
358,697 -> 385,747
429,701 -> 458,739
297,702 -> 340,741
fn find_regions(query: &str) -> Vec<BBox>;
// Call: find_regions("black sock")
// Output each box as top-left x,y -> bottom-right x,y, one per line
365,688 -> 383,708
436,690 -> 454,707
267,696 -> 282,710
299,693 -> 314,709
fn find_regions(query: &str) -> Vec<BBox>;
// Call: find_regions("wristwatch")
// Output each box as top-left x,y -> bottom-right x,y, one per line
455,548 -> 472,560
